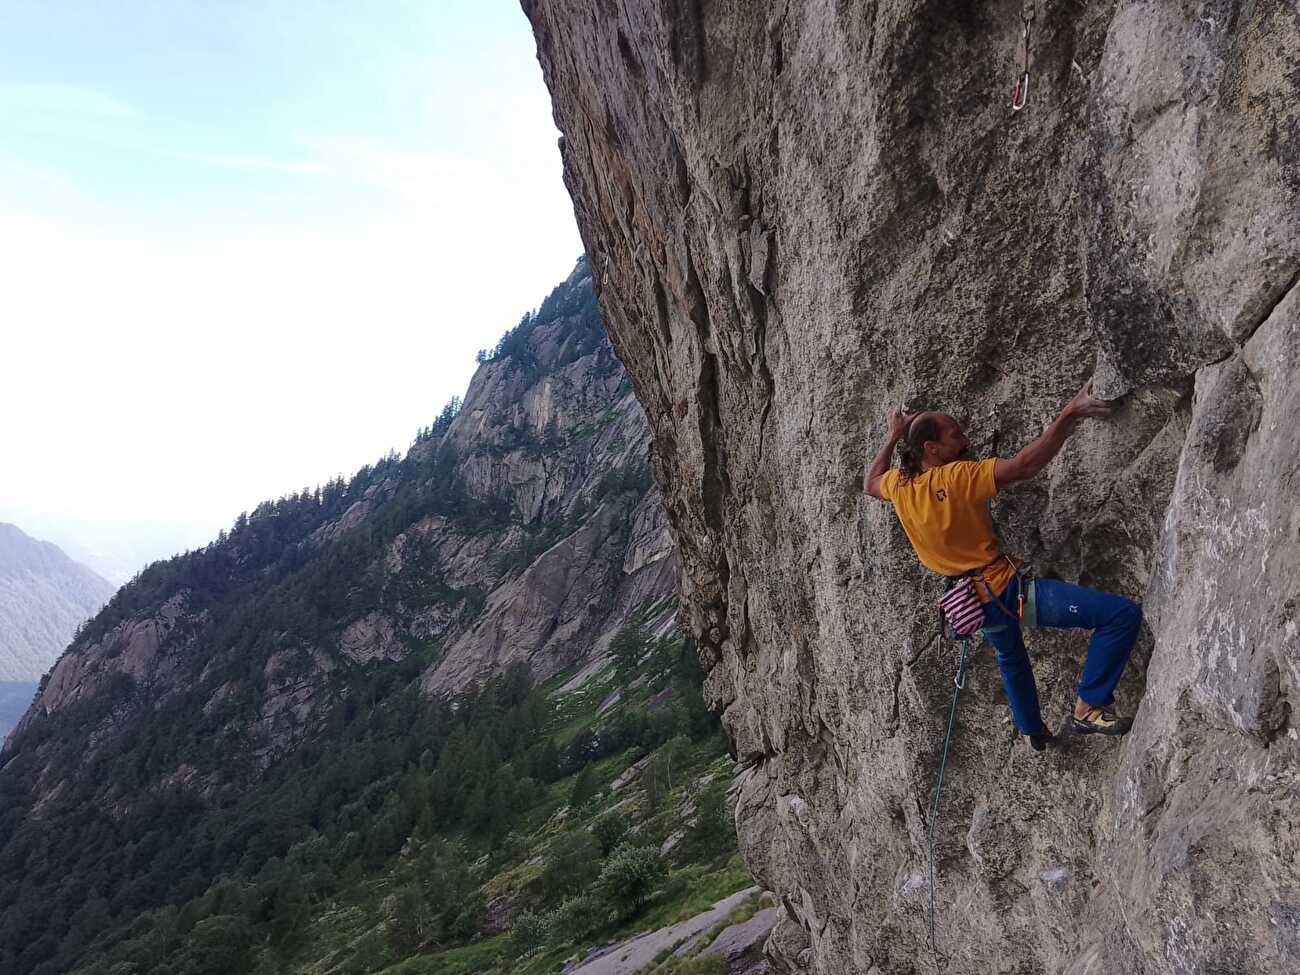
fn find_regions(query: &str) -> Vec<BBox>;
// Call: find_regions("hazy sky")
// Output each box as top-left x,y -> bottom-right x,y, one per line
0,1 -> 583,579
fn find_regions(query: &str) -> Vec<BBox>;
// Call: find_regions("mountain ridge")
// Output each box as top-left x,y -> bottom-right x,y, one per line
0,522 -> 116,683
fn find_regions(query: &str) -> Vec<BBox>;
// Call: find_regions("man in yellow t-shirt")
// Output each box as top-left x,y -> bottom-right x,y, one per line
864,383 -> 1142,750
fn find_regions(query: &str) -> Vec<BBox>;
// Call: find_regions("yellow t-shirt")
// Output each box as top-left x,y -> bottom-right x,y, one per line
879,458 -> 1016,598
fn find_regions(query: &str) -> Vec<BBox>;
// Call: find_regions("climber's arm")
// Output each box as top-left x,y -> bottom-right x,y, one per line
994,381 -> 1112,488
865,409 -> 914,499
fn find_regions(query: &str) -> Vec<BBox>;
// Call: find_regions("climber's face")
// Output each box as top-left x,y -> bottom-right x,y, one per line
927,414 -> 970,464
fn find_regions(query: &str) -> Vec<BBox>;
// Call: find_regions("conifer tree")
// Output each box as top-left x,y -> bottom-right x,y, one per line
569,762 -> 598,809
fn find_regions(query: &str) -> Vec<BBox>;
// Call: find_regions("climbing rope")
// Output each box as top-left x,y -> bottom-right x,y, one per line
1011,3 -> 1035,111
927,634 -> 975,953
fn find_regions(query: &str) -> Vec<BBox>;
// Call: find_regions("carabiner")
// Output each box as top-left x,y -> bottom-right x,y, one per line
1012,4 -> 1034,112
1011,71 -> 1029,111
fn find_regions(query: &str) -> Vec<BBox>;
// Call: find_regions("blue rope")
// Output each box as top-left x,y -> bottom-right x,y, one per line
928,635 -> 973,953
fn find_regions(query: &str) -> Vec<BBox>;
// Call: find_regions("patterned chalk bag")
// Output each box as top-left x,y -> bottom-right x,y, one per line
939,578 -> 985,637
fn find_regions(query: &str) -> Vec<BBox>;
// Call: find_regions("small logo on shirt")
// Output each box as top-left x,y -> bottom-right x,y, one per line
935,489 -> 947,501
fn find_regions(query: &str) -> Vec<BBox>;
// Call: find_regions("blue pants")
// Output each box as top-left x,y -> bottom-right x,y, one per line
980,576 -> 1142,735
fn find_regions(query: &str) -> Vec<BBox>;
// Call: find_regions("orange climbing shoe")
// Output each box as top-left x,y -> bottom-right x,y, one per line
1070,707 -> 1133,736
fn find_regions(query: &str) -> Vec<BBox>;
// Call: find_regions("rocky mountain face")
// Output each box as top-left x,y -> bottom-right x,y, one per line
0,263 -> 675,904
0,522 -> 115,683
523,3 -> 1299,974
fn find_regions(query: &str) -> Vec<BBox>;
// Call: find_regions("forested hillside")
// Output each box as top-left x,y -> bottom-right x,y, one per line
0,260 -> 748,975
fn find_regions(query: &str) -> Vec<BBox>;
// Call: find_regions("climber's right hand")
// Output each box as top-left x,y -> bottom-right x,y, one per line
1065,380 -> 1113,420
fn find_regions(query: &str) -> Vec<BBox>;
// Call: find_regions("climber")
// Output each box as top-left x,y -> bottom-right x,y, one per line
863,381 -> 1143,750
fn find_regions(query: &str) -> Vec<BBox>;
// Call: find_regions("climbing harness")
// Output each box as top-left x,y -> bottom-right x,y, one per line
927,633 -> 975,953
1011,4 -> 1035,111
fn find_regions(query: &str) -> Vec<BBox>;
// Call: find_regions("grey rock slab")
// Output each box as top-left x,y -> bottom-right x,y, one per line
564,885 -> 760,975
559,655 -> 615,696
701,904 -> 780,962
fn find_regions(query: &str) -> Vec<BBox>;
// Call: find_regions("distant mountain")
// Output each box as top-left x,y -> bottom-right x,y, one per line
0,509 -> 212,585
0,523 -> 116,681
0,682 -> 38,740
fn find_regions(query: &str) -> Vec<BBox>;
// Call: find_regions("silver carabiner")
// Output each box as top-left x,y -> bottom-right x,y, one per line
1012,5 -> 1034,112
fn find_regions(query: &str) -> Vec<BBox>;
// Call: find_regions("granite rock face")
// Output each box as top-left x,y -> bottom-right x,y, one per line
524,2 -> 1299,972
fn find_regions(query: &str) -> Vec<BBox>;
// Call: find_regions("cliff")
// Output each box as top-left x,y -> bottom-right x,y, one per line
523,3 -> 1299,973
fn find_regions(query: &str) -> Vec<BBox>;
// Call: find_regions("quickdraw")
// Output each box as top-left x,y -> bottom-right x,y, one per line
1011,4 -> 1035,111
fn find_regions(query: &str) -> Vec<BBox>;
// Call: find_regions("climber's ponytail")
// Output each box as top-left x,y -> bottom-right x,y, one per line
898,414 -> 941,481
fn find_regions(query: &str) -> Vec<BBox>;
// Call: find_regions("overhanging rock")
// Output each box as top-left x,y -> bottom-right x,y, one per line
524,1 -> 1300,972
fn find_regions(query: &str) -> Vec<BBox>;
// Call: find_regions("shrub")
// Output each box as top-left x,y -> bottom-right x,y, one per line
510,910 -> 551,957
591,810 -> 630,856
548,892 -> 608,943
669,955 -> 728,975
599,845 -> 665,918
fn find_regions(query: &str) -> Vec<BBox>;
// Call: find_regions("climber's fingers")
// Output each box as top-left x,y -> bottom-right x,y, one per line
1068,380 -> 1114,419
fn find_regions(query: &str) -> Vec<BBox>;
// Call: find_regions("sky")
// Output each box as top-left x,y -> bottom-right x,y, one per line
0,0 -> 584,582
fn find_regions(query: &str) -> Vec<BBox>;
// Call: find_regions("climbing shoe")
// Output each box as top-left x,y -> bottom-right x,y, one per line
1070,707 -> 1133,737
1027,731 -> 1052,752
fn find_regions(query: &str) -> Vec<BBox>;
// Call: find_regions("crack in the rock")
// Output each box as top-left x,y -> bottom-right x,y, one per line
1240,263 -> 1300,345
887,661 -> 904,735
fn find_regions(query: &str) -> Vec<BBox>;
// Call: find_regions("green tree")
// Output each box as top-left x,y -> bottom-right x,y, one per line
181,915 -> 252,974
598,845 -> 665,918
447,891 -> 485,940
609,621 -> 649,682
269,868 -> 309,944
540,829 -> 601,902
510,910 -> 551,957
569,763 -> 599,809
592,809 -> 630,855
388,883 -> 431,956
687,781 -> 736,858
644,738 -> 686,813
